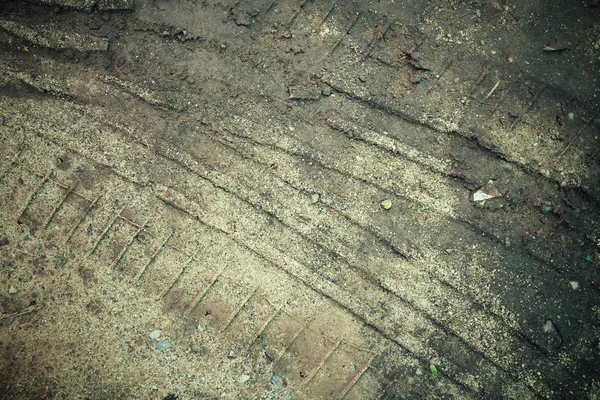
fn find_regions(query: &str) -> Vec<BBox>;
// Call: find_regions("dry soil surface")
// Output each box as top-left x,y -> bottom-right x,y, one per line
1,0 -> 600,399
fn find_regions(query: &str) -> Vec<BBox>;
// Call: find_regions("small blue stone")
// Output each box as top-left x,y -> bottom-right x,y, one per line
155,340 -> 172,352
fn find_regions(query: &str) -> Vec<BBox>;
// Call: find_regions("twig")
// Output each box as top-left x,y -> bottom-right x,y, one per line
485,80 -> 500,99
0,305 -> 42,320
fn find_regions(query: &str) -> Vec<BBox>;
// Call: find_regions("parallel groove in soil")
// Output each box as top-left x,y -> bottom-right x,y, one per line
4,86 -> 558,396
206,127 -> 552,355
0,3 -> 592,394
13,110 -> 502,396
210,96 -> 593,286
3,20 -> 596,281
28,96 -> 552,394
3,121 -> 477,397
2,69 -> 580,396
3,159 -> 388,398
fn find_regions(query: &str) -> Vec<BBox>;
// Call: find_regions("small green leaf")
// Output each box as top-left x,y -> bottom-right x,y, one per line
429,364 -> 438,381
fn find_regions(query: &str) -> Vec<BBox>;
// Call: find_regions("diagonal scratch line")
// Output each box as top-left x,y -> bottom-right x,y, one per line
43,181 -> 77,230
66,194 -> 101,243
220,288 -> 257,332
135,227 -> 175,282
17,170 -> 52,222
186,264 -> 228,313
336,355 -> 375,399
111,221 -> 147,271
88,208 -> 123,257
301,335 -> 344,387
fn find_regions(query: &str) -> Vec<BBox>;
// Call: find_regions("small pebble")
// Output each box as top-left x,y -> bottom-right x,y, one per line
228,350 -> 237,359
271,374 -> 282,384
380,199 -> 393,210
155,340 -> 171,352
570,281 -> 579,290
148,329 -> 161,340
542,319 -> 562,350
8,285 -> 18,294
310,193 -> 320,204
475,9 -> 481,17
238,374 -> 251,383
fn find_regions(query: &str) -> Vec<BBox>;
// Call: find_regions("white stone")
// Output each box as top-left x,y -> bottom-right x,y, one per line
569,281 -> 579,290
148,329 -> 161,340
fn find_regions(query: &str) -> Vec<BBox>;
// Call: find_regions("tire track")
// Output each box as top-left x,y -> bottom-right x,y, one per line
136,0 -> 600,200
0,94 -> 530,397
4,15 -> 595,285
0,152 -> 394,400
2,20 -> 596,400
1,2 -> 598,398
131,0 -> 600,263
151,173 -> 491,397
200,120 -> 550,351
110,20 -> 598,288
201,99 -> 573,310
212,85 -> 597,282
3,87 -> 564,396
2,54 -> 584,396
0,96 -> 481,398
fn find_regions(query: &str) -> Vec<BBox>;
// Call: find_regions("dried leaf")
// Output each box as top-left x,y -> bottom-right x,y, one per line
543,45 -> 570,52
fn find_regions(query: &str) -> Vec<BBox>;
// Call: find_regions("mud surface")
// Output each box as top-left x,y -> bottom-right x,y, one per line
1,0 -> 600,399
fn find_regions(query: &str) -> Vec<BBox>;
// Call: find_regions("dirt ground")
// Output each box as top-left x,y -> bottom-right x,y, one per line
1,0 -> 600,399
